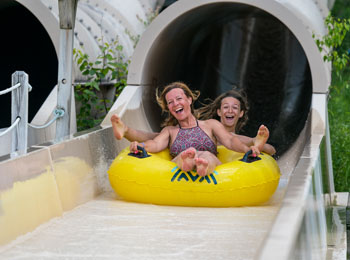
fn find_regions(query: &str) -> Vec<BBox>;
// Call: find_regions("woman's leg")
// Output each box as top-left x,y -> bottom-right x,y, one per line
195,151 -> 221,176
172,149 -> 221,176
172,147 -> 197,172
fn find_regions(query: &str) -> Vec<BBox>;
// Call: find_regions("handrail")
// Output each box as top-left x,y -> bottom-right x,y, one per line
28,109 -> 65,129
0,117 -> 20,137
0,72 -> 34,157
0,72 -> 66,157
0,83 -> 21,95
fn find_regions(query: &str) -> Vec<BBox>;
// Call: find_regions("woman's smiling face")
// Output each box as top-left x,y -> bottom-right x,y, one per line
217,96 -> 244,131
165,88 -> 192,121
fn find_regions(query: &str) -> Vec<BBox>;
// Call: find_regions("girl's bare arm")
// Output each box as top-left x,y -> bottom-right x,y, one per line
237,134 -> 276,155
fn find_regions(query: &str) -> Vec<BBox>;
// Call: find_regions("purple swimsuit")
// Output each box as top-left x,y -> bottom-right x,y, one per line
170,121 -> 217,157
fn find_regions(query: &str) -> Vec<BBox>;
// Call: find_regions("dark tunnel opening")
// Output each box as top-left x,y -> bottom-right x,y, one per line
143,3 -> 312,157
0,0 -> 58,128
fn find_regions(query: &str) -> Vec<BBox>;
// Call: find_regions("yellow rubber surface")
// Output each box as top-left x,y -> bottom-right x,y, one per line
108,146 -> 280,207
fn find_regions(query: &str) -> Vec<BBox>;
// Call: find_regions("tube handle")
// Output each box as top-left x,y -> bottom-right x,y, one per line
128,145 -> 151,159
240,150 -> 261,163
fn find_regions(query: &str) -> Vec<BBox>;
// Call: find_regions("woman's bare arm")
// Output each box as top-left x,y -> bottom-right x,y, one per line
125,128 -> 159,142
129,127 -> 170,154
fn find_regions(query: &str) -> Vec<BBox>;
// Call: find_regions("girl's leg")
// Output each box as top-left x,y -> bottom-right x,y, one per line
195,151 -> 221,176
254,125 -> 269,151
111,114 -> 159,142
172,147 -> 197,172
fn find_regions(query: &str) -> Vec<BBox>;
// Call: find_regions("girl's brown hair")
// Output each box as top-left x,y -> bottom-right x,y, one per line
198,88 -> 249,132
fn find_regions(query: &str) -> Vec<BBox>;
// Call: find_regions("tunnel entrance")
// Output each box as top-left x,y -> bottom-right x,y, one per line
0,0 -> 58,128
142,3 -> 312,156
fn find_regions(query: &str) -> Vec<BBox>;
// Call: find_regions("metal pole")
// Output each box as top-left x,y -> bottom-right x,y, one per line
55,0 -> 78,141
56,29 -> 74,140
11,71 -> 29,156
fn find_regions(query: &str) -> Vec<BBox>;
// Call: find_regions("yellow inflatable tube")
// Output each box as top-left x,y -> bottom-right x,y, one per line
108,146 -> 280,207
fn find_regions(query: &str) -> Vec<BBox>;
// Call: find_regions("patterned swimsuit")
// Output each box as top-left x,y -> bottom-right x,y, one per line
170,120 -> 217,157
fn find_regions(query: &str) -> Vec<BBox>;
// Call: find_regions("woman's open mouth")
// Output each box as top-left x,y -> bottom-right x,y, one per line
175,107 -> 184,114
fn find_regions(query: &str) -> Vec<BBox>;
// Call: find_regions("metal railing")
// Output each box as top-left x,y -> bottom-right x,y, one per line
0,71 -> 64,157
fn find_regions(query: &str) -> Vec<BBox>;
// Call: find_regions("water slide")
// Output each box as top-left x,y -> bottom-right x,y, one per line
0,0 -> 347,259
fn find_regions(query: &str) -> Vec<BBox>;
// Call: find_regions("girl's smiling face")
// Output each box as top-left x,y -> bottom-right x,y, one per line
217,96 -> 244,131
165,88 -> 192,121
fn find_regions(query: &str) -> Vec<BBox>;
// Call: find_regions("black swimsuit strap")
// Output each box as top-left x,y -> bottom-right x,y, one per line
178,119 -> 198,129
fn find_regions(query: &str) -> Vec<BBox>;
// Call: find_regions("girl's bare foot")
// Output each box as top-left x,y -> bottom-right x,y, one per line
179,148 -> 196,172
255,125 -> 269,151
111,114 -> 127,140
195,157 -> 209,176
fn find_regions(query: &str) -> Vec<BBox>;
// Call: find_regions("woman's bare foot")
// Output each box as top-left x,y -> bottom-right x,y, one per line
179,148 -> 196,172
254,125 -> 269,151
111,114 -> 127,140
195,157 -> 209,176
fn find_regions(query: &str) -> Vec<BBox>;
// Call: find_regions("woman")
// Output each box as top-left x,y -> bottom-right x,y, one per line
112,82 -> 269,176
111,88 -> 275,155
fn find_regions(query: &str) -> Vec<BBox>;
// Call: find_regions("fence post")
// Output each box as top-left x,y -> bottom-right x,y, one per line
55,0 -> 78,141
11,71 -> 29,156
55,29 -> 73,140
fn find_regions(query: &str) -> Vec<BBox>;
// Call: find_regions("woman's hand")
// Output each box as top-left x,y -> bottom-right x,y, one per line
129,141 -> 143,153
249,145 -> 260,157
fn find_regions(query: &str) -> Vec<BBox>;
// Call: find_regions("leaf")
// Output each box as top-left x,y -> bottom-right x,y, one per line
92,81 -> 100,91
106,54 -> 114,60
79,62 -> 87,71
102,68 -> 109,75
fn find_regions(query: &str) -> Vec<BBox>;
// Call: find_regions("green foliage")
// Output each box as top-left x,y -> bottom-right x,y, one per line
313,14 -> 350,76
73,6 -> 160,132
73,38 -> 128,131
328,69 -> 350,191
313,7 -> 350,191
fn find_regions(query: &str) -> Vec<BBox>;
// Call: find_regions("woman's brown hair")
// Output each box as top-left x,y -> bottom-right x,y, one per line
156,82 -> 200,127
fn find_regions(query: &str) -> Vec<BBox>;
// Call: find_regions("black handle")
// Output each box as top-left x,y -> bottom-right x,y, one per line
128,145 -> 151,158
240,150 -> 261,163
